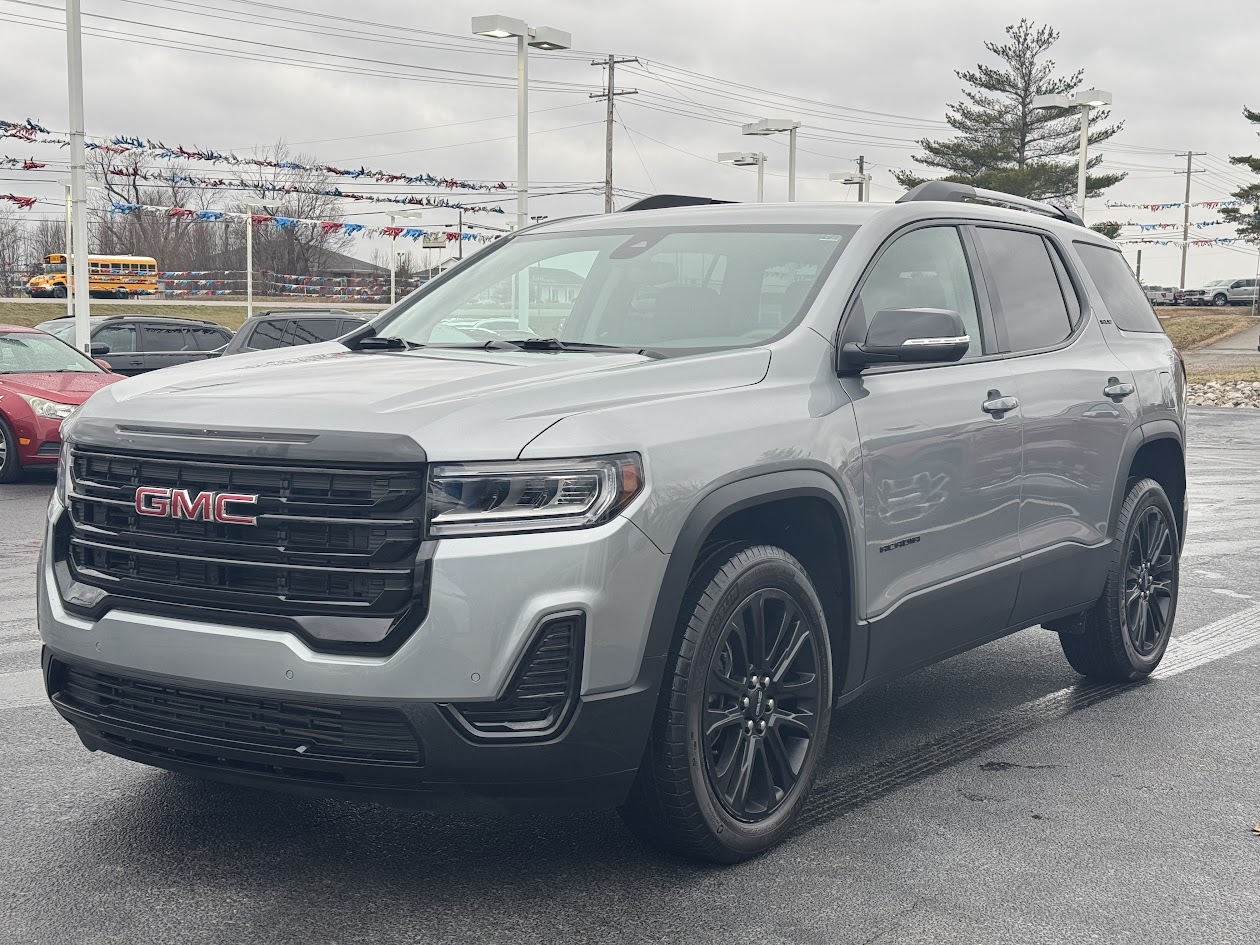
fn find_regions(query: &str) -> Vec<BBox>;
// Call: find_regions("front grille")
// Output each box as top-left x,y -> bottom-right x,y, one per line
62,446 -> 427,646
50,660 -> 423,769
449,615 -> 583,739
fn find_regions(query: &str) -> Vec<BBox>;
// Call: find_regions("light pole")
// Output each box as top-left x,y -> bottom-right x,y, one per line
57,178 -> 105,321
1032,88 -> 1112,217
65,0 -> 92,353
741,118 -> 801,201
830,171 -> 871,201
718,152 -> 767,202
471,15 -> 572,233
386,208 -> 428,305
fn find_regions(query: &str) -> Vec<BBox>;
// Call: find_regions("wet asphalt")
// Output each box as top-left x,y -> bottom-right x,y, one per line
2,408 -> 1259,944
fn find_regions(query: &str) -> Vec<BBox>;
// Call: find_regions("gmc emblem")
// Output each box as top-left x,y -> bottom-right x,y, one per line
134,486 -> 259,525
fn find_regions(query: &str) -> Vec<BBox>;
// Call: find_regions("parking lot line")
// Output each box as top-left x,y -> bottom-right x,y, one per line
798,602 -> 1260,830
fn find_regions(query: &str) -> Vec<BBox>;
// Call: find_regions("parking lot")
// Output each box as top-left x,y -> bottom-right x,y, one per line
2,407 -> 1258,945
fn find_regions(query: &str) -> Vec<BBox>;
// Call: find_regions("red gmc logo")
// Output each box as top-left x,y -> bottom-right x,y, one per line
134,486 -> 259,525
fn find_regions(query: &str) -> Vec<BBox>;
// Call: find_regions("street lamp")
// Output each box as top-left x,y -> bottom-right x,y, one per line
718,152 -> 767,202
829,172 -> 871,202
386,208 -> 429,305
741,118 -> 801,201
1032,88 -> 1112,217
471,15 -> 572,232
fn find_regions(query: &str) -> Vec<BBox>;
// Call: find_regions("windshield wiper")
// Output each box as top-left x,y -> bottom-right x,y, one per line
353,334 -> 423,350
502,338 -> 667,359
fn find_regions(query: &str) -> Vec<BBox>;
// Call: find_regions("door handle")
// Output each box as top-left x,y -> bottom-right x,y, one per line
1103,377 -> 1135,399
981,390 -> 1020,415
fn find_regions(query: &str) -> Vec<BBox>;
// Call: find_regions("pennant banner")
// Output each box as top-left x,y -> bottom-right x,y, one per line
3,118 -> 509,192
108,201 -> 496,242
1115,237 -> 1244,247
1,193 -> 36,209
1106,199 -> 1246,210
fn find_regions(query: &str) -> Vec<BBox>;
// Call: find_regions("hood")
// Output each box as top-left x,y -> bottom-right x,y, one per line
1,371 -> 122,404
72,342 -> 772,460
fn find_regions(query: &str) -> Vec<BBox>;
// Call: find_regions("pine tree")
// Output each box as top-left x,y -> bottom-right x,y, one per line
1217,107 -> 1260,244
894,20 -> 1125,203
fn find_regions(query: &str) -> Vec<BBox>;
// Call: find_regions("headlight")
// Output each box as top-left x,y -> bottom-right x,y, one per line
55,441 -> 73,506
427,454 -> 644,537
17,393 -> 77,420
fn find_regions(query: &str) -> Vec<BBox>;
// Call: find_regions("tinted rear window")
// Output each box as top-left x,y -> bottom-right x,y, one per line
1074,242 -> 1163,333
286,318 -> 346,345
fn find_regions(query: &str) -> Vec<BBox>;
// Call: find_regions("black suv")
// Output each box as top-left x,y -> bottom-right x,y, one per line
35,315 -> 232,376
216,309 -> 369,357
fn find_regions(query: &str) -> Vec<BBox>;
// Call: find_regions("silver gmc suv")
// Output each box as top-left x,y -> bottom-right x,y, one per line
38,182 -> 1187,862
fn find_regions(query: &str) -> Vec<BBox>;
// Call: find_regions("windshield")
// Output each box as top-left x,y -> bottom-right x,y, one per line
36,320 -> 76,341
42,262 -> 67,274
379,226 -> 857,352
0,332 -> 103,374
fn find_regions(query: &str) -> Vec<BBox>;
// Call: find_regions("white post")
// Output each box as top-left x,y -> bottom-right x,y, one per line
63,182 -> 72,319
65,0 -> 92,353
1076,103 -> 1090,217
787,126 -> 798,202
516,33 -> 529,232
389,214 -> 397,305
246,213 -> 253,319
756,156 -> 765,203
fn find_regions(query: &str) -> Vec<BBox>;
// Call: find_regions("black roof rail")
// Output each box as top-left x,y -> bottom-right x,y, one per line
618,194 -> 736,212
897,181 -> 1084,227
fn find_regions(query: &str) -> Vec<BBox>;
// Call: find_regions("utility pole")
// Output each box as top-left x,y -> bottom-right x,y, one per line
856,155 -> 866,202
1174,151 -> 1206,289
591,55 -> 638,213
1135,248 -> 1142,284
65,0 -> 91,354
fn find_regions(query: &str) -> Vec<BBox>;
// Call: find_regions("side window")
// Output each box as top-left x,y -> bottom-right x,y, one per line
975,228 -> 1072,351
247,320 -> 288,350
288,318 -> 347,345
139,324 -> 192,352
188,326 -> 226,350
1073,242 -> 1163,333
340,318 -> 365,335
854,226 -> 983,359
93,324 -> 136,354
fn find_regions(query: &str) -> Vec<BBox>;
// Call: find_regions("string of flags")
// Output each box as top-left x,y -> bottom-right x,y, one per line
108,201 -> 497,242
1120,220 -> 1226,231
2,193 -> 36,209
1,156 -> 46,170
2,118 -> 509,192
1115,237 -> 1243,247
1106,199 -> 1246,210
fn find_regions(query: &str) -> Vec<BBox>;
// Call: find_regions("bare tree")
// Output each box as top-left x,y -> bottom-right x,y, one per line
0,207 -> 30,297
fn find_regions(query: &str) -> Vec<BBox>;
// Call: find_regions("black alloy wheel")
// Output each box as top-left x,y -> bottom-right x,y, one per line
1059,478 -> 1179,681
703,587 -> 822,822
1124,506 -> 1176,658
619,544 -> 833,862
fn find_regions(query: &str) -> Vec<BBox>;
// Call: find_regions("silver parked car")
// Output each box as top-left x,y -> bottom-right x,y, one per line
1181,277 -> 1256,306
38,183 -> 1187,862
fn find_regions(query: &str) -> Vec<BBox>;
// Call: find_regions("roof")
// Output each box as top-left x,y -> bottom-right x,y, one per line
252,308 -> 357,320
34,314 -> 224,327
0,324 -> 40,333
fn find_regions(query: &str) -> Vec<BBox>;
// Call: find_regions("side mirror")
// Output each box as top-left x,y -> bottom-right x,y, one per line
89,343 -> 110,356
93,357 -> 113,371
842,308 -> 970,368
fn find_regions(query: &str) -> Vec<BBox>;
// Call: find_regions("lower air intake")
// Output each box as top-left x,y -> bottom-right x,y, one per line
447,614 -> 583,740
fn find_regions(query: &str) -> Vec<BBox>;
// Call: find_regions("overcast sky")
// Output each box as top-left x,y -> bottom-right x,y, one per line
2,0 -> 1258,284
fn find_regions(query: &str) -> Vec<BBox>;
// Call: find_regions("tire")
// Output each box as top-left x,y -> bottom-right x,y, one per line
619,544 -> 833,863
0,415 -> 24,483
1059,478 -> 1179,681
1212,294 -> 1229,307
115,288 -> 129,300
52,284 -> 67,299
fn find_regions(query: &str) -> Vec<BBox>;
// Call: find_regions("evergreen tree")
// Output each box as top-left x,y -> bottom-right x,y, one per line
1218,107 -> 1260,244
894,20 -> 1125,203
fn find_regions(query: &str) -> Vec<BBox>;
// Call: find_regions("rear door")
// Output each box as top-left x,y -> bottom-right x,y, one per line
285,317 -> 346,347
840,224 -> 1024,680
241,319 -> 289,352
1230,278 -> 1256,305
971,226 -> 1137,624
136,323 -> 200,372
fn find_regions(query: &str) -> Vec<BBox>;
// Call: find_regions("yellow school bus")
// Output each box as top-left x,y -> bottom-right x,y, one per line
27,254 -> 159,300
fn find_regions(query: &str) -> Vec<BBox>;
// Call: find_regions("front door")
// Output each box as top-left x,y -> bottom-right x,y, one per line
840,224 -> 1023,681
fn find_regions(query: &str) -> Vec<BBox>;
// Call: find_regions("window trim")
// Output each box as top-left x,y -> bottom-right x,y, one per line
968,222 -> 1091,358
834,218 -> 1002,376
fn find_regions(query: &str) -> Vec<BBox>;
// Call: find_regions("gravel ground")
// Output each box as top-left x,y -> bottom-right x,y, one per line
2,409 -> 1259,945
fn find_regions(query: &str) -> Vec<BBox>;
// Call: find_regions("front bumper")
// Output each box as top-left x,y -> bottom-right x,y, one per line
38,496 -> 670,811
7,415 -> 62,466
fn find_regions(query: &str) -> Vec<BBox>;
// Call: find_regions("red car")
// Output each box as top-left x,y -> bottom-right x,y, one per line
0,324 -> 123,482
